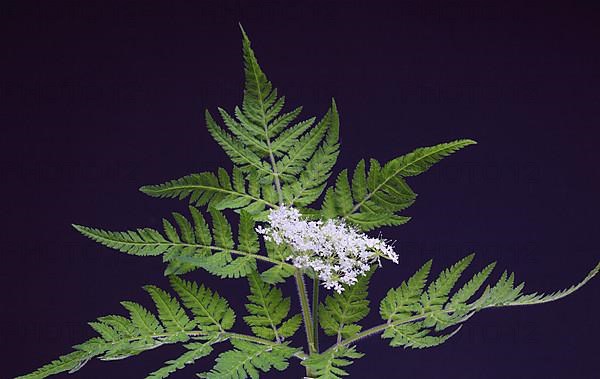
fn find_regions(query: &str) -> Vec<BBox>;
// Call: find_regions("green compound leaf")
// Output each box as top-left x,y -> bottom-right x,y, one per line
146,339 -> 218,379
323,140 -> 476,230
18,280 -> 237,378
244,271 -> 301,341
170,276 -> 236,333
140,167 -> 275,215
73,207 -> 267,278
319,269 -> 373,340
378,256 -> 600,349
199,339 -> 297,379
303,346 -> 364,379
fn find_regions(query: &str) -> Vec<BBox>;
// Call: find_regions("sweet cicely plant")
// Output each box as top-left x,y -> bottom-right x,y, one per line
20,28 -> 599,379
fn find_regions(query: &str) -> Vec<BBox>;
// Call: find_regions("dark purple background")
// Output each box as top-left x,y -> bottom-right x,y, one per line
2,1 -> 599,378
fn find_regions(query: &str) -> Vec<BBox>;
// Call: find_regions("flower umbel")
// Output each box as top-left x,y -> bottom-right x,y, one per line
256,206 -> 398,292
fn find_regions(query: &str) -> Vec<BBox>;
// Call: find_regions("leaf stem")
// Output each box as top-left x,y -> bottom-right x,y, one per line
268,149 -> 284,205
224,331 -> 281,347
218,331 -> 307,360
99,329 -> 300,356
247,40 -> 285,206
294,270 -> 316,378
312,276 -> 320,352
294,271 -> 316,355
166,244 -> 295,269
321,309 -> 457,357
140,183 -> 277,209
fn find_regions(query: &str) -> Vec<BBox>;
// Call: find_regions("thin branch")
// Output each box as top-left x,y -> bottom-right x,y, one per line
295,271 -> 316,355
166,243 -> 295,269
312,276 -> 320,352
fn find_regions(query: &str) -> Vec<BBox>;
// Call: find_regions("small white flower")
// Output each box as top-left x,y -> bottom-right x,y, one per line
256,205 -> 398,293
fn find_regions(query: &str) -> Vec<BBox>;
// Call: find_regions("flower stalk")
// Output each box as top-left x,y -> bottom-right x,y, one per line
312,276 -> 320,353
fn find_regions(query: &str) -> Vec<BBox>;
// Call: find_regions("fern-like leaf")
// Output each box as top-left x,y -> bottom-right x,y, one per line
199,339 -> 296,379
275,113 -> 329,180
324,140 -> 476,230
378,256 -> 600,350
244,271 -> 301,341
381,322 -> 462,349
380,260 -> 432,322
302,346 -> 364,379
73,207 -> 276,278
169,276 -> 235,333
139,168 -> 275,215
198,27 -> 338,209
146,339 -> 217,379
205,110 -> 273,176
16,351 -> 95,379
144,285 -> 196,335
419,254 -> 475,328
319,269 -> 373,341
18,279 -> 239,378
282,99 -> 340,207
259,240 -> 295,284
502,261 -> 600,306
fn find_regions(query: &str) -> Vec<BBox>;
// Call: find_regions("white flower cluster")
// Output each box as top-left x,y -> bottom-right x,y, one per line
256,206 -> 398,293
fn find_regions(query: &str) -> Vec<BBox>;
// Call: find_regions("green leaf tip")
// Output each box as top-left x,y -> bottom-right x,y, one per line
238,22 -> 248,39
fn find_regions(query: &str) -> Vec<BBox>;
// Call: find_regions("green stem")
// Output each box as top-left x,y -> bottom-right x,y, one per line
250,47 -> 285,206
141,183 -> 277,209
170,244 -> 295,268
225,332 -> 307,359
294,271 -> 316,377
325,303 -> 499,354
100,328 -> 305,359
224,332 -> 282,347
324,302 -> 480,355
267,149 -> 284,204
295,271 -> 315,354
312,276 -> 320,353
